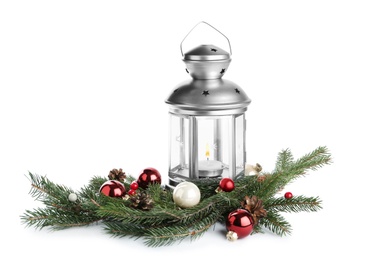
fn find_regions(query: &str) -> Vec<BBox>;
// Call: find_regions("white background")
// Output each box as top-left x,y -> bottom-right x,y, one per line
1,0 -> 371,259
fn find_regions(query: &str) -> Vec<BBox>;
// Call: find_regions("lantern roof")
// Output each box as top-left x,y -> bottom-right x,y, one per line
165,78 -> 251,116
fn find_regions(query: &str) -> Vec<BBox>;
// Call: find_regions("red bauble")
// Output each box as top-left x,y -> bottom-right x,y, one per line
99,180 -> 126,198
226,209 -> 254,239
284,192 -> 293,199
137,167 -> 161,189
130,181 -> 139,190
219,178 -> 235,192
128,189 -> 136,196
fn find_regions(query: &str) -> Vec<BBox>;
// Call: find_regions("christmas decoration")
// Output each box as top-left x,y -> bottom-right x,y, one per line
127,181 -> 139,196
218,178 -> 235,192
127,189 -> 136,196
257,174 -> 267,182
108,168 -> 126,182
285,192 -> 293,199
137,167 -> 161,189
172,181 -> 201,208
21,146 -> 332,247
130,181 -> 139,190
226,231 -> 238,241
245,163 -> 262,176
129,190 -> 154,210
68,193 -> 77,202
241,195 -> 267,225
99,180 -> 126,198
226,209 -> 255,239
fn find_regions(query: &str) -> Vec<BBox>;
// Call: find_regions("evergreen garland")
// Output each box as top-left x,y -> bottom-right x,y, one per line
21,146 -> 331,247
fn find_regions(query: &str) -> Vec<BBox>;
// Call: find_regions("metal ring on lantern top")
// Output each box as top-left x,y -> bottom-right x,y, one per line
180,21 -> 232,57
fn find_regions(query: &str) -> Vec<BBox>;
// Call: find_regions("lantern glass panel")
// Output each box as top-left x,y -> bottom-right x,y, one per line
235,114 -> 246,175
168,112 -> 246,185
169,114 -> 189,179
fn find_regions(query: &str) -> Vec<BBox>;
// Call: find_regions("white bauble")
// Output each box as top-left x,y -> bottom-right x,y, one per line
172,181 -> 201,208
68,193 -> 78,202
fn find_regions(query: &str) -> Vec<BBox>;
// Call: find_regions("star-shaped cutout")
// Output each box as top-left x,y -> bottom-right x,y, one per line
220,68 -> 226,74
235,88 -> 240,94
211,48 -> 217,52
202,90 -> 210,96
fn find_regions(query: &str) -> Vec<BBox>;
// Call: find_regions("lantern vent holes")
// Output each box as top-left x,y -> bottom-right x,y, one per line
211,48 -> 217,52
185,68 -> 189,73
202,90 -> 210,96
220,68 -> 226,74
235,88 -> 240,94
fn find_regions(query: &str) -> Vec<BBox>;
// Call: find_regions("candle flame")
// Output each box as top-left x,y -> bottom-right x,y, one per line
206,143 -> 210,159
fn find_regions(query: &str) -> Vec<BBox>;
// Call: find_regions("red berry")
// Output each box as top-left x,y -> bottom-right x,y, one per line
128,189 -> 136,196
284,192 -> 293,199
130,181 -> 139,190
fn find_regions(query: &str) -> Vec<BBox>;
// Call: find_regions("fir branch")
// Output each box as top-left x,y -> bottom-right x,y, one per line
255,146 -> 331,200
102,211 -> 220,247
103,221 -> 148,238
143,211 -> 220,247
175,194 -> 226,224
275,148 -> 294,172
191,178 -> 221,199
21,208 -> 53,229
146,183 -> 177,209
26,172 -> 75,202
21,206 -> 103,230
289,146 -> 332,173
259,211 -> 292,236
265,196 -> 322,213
22,172 -> 104,229
97,202 -> 180,226
233,175 -> 264,199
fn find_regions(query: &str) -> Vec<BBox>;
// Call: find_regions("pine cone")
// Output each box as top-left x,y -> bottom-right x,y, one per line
108,168 -> 126,182
130,191 -> 154,211
257,174 -> 267,182
241,195 -> 267,225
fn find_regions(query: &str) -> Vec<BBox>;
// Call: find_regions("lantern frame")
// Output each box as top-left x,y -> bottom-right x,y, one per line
165,22 -> 251,188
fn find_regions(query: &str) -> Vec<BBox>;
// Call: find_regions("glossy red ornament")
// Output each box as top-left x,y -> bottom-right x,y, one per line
226,209 -> 254,239
284,192 -> 293,199
128,189 -> 136,196
137,167 -> 162,189
130,181 -> 139,190
219,178 -> 235,192
99,180 -> 126,198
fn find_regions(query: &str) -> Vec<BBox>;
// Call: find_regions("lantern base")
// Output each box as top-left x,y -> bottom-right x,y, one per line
199,168 -> 223,178
166,169 -> 245,190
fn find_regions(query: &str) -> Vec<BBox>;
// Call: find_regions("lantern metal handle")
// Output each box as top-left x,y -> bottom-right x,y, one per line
180,21 -> 232,57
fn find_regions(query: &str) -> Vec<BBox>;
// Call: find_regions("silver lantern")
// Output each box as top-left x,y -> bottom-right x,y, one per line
165,22 -> 251,188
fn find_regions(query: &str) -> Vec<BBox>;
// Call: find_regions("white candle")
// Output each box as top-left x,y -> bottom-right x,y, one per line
199,159 -> 223,177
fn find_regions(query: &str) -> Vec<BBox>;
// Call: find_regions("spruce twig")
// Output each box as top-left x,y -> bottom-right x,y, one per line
264,196 -> 322,213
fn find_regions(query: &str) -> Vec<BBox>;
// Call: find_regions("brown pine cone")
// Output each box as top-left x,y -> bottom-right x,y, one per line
257,174 -> 267,182
241,195 -> 267,225
108,168 -> 126,182
130,191 -> 154,211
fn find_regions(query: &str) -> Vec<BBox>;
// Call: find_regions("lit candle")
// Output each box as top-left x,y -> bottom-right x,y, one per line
199,143 -> 223,177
